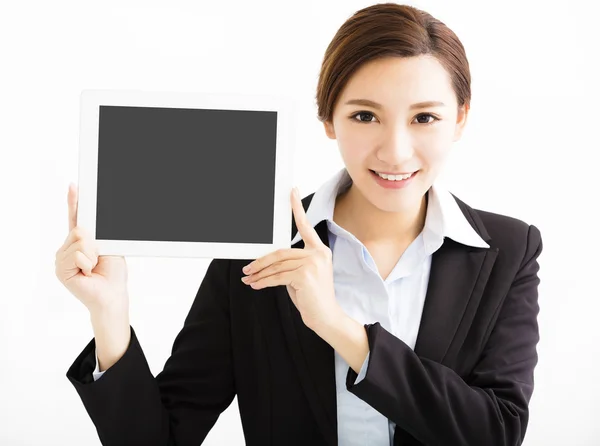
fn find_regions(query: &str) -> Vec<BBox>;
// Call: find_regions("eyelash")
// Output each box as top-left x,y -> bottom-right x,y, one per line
349,111 -> 440,125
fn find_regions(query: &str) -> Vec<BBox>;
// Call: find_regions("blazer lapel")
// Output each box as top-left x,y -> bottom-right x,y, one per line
274,193 -> 338,446
250,192 -> 338,445
413,194 -> 499,363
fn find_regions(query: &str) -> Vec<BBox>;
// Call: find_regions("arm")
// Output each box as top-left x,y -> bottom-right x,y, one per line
323,224 -> 543,445
66,258 -> 236,446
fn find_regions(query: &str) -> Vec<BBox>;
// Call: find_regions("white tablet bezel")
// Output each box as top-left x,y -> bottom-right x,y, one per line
77,89 -> 296,259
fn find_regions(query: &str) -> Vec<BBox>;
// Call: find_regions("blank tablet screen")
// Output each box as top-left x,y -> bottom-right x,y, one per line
95,105 -> 278,244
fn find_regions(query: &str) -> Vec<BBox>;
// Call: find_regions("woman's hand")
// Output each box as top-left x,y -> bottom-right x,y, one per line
55,183 -> 129,316
241,187 -> 343,331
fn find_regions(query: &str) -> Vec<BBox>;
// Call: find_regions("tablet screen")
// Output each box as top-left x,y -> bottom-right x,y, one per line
95,105 -> 278,244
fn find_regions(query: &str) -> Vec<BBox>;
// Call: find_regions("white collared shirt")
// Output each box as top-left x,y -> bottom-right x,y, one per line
291,167 -> 489,445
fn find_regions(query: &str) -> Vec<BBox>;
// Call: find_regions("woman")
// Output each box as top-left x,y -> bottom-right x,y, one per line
57,3 -> 543,445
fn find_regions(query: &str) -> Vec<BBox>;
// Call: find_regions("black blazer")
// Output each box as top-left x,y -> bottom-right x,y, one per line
66,191 -> 543,446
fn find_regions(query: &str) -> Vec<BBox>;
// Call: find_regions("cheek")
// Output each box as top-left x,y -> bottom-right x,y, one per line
418,143 -> 449,165
337,136 -> 370,163
415,130 -> 454,162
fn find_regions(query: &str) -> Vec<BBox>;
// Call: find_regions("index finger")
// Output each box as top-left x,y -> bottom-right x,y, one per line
291,187 -> 321,248
68,183 -> 78,232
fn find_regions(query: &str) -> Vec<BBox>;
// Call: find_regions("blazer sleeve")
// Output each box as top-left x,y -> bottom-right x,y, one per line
345,224 -> 543,446
66,258 -> 235,446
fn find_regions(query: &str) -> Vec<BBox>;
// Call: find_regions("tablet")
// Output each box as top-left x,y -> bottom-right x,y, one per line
77,89 -> 296,259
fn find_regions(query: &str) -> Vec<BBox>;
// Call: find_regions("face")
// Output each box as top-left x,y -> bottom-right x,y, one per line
324,54 -> 468,213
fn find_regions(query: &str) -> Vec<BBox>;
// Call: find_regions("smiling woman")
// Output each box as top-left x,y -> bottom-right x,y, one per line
62,3 -> 543,446
326,54 -> 465,246
316,5 -> 472,245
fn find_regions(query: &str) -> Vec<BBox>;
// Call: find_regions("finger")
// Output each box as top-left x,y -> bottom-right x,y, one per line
68,183 -> 78,232
244,248 -> 308,275
68,238 -> 98,264
57,237 -> 98,267
243,258 -> 303,284
247,268 -> 296,290
291,187 -> 321,248
60,225 -> 96,255
55,241 -> 95,276
73,251 -> 94,276
57,248 -> 94,277
58,226 -> 82,255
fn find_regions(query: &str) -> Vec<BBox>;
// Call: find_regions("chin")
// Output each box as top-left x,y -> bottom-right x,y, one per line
371,198 -> 419,213
366,183 -> 425,213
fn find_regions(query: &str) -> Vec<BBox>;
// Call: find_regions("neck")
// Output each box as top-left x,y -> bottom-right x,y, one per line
333,185 -> 428,244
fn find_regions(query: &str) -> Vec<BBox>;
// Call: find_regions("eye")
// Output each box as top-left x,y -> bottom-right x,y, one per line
349,111 -> 440,125
350,111 -> 378,123
414,113 -> 440,125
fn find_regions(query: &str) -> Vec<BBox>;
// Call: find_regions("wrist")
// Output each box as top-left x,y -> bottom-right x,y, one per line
88,294 -> 129,321
90,303 -> 131,372
89,303 -> 130,333
309,304 -> 347,334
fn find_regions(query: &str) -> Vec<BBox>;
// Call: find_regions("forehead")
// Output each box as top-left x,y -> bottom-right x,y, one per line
339,55 -> 456,105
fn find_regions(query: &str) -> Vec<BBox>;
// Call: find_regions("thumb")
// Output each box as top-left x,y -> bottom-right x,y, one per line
68,183 -> 78,232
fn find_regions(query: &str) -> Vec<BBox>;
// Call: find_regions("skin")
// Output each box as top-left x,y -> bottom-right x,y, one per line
325,54 -> 469,247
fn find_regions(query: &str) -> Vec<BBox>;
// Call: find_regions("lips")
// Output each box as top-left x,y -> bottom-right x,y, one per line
370,169 -> 418,177
369,169 -> 419,189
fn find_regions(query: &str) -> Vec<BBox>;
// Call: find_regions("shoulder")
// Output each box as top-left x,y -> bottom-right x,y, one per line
451,193 -> 543,263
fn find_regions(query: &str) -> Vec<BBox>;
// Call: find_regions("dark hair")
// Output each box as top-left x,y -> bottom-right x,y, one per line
315,2 -> 471,123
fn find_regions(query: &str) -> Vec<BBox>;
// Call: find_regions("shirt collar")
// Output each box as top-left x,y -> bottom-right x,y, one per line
291,167 -> 490,249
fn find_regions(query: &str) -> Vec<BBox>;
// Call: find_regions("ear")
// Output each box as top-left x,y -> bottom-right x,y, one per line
453,104 -> 469,142
323,120 -> 336,140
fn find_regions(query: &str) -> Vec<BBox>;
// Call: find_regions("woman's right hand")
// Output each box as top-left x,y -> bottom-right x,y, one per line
55,183 -> 129,315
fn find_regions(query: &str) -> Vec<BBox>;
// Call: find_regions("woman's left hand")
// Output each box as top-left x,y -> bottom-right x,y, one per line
241,187 -> 343,331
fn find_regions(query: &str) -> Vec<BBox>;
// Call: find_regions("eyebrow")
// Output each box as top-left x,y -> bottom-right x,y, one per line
344,99 -> 446,110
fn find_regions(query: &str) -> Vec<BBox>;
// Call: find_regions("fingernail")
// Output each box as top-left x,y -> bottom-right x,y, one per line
243,265 -> 251,274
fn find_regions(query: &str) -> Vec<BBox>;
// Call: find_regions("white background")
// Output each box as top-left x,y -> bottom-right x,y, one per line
1,0 -> 599,444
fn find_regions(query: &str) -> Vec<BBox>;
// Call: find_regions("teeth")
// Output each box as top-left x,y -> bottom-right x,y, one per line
375,171 -> 413,181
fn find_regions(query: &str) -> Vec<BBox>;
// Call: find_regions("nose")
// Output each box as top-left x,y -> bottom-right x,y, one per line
375,126 -> 415,166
